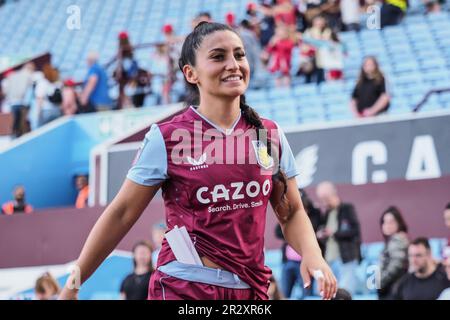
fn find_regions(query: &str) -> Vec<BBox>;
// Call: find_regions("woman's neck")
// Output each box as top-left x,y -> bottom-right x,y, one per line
196,95 -> 241,130
134,266 -> 149,275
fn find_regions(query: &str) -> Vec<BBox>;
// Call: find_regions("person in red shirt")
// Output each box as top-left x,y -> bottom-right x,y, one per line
265,25 -> 296,86
59,22 -> 336,301
1,185 -> 33,215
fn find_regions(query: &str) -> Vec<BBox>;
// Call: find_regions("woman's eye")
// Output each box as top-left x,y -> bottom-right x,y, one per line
235,52 -> 246,59
212,55 -> 224,60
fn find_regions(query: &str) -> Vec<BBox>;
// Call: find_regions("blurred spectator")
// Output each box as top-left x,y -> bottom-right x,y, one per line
315,181 -> 361,296
225,12 -> 238,29
61,78 -> 79,115
392,237 -> 450,300
380,0 -> 408,28
341,0 -> 362,31
120,240 -> 154,300
443,203 -> 450,258
149,44 -> 172,105
192,11 -> 213,29
80,52 -> 112,112
1,185 -> 33,215
34,272 -> 61,300
256,3 -> 276,47
304,0 -> 342,31
162,23 -> 183,61
350,56 -> 390,117
244,2 -> 263,37
276,188 -> 321,299
325,31 -> 345,81
263,25 -> 296,87
332,288 -> 352,300
268,275 -> 285,300
114,31 -> 139,109
378,206 -> 409,300
239,19 -> 263,81
1,62 -> 35,137
425,0 -> 442,14
302,14 -> 333,84
437,257 -> 450,300
75,174 -> 89,209
151,220 -> 167,269
29,64 -> 62,130
258,0 -> 298,33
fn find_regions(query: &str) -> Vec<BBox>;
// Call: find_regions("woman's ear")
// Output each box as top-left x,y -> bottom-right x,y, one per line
182,65 -> 198,85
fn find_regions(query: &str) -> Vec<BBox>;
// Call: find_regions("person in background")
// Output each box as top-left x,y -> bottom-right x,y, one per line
392,237 -> 450,300
239,19 -> 263,85
120,240 -> 154,300
79,52 -> 112,112
151,220 -> 167,269
114,31 -> 139,109
29,64 -> 62,130
437,256 -> 450,300
192,11 -> 213,29
268,275 -> 285,300
1,62 -> 35,137
302,14 -> 333,84
276,188 -> 322,299
378,206 -> 409,300
264,25 -> 296,87
2,185 -> 33,215
61,79 -> 79,115
316,181 -> 362,296
350,56 -> 390,117
340,0 -> 361,31
425,0 -> 442,14
35,272 -> 61,300
442,203 -> 450,259
380,0 -> 408,28
75,174 -> 89,209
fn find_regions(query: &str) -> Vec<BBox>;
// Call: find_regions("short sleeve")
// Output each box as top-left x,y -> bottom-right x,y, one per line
126,124 -> 168,186
275,122 -> 299,179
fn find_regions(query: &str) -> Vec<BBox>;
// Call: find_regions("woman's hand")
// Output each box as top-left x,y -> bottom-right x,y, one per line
300,254 -> 337,300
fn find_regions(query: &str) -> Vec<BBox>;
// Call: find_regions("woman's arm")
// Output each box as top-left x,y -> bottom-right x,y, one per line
59,179 -> 161,299
363,93 -> 390,116
270,177 -> 337,300
349,98 -> 361,118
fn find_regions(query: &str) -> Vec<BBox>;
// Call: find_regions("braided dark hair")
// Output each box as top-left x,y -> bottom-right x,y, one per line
178,22 -> 290,216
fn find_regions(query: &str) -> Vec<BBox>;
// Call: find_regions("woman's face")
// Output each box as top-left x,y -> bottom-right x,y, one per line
134,245 -> 152,269
382,212 -> 399,237
187,30 -> 250,101
363,58 -> 377,75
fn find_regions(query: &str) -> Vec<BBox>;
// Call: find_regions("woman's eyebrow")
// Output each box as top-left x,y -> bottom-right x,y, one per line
208,47 -> 244,53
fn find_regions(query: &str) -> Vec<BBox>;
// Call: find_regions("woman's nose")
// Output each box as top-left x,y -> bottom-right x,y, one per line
225,57 -> 239,70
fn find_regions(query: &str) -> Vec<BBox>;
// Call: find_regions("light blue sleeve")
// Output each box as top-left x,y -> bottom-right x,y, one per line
276,122 -> 299,179
126,124 -> 168,186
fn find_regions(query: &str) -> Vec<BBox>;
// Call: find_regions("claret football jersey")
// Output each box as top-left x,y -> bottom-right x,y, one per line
127,106 -> 299,299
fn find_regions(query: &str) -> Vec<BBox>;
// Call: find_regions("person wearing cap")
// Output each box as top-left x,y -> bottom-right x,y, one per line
61,78 -> 79,115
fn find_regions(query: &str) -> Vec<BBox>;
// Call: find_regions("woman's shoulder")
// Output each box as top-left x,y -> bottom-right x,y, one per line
156,107 -> 196,135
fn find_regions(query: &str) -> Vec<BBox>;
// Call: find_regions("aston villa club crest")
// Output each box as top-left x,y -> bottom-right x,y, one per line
252,141 -> 274,170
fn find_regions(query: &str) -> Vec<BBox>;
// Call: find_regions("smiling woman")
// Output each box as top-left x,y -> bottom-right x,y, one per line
58,22 -> 337,301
